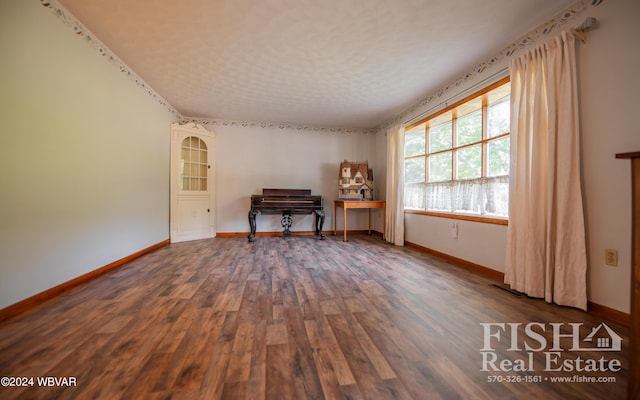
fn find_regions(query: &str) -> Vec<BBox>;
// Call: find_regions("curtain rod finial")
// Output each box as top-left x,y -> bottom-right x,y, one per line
572,17 -> 598,44
576,17 -> 598,33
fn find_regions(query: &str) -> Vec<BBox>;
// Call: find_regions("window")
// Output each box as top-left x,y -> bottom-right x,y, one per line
404,78 -> 510,221
180,136 -> 208,191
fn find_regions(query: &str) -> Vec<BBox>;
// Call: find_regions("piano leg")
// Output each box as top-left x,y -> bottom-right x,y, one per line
248,210 -> 259,242
315,210 -> 326,240
281,211 -> 293,238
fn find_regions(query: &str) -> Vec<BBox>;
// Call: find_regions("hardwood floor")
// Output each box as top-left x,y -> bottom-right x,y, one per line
0,235 -> 629,399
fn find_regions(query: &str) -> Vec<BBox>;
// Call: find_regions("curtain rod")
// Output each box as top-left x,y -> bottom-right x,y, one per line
403,67 -> 509,127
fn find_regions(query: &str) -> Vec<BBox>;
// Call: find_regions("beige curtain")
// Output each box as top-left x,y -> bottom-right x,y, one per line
505,31 -> 587,310
386,124 -> 405,246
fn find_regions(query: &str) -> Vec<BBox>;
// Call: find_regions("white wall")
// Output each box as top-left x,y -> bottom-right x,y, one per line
376,0 -> 640,313
0,1 -> 177,309
213,124 -> 377,234
579,0 -> 640,313
404,214 -> 508,272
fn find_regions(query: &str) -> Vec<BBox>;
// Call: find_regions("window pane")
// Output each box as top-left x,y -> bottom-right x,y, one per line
456,144 -> 482,180
488,96 -> 510,138
404,182 -> 426,209
487,137 -> 510,176
401,80 -> 510,218
429,122 -> 452,152
405,157 -> 425,183
457,109 -> 482,146
181,147 -> 190,162
404,125 -> 426,157
425,182 -> 452,212
429,152 -> 452,182
190,149 -> 200,163
180,136 -> 207,191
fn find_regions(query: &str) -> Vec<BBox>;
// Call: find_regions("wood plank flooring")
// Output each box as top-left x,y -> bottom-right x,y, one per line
0,235 -> 629,399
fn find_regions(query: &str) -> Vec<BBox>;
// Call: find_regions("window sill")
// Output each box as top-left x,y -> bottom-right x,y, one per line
404,209 -> 508,226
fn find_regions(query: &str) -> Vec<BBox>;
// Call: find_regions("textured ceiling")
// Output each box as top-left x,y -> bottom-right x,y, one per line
57,0 -> 576,129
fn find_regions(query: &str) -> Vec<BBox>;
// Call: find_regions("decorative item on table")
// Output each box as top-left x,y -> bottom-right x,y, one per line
338,160 -> 373,200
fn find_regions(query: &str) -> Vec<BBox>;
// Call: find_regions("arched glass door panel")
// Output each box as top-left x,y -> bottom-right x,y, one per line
180,136 -> 208,191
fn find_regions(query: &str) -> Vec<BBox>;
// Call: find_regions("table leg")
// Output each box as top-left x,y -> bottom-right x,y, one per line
368,208 -> 372,234
343,206 -> 348,242
333,203 -> 336,235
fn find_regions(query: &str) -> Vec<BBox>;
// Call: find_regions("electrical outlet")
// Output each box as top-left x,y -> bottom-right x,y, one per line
605,249 -> 618,267
450,222 -> 458,239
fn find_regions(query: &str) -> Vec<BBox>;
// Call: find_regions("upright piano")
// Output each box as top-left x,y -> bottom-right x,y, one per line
248,188 -> 325,242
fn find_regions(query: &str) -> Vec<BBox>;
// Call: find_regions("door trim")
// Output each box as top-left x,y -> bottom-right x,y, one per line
170,123 -> 216,242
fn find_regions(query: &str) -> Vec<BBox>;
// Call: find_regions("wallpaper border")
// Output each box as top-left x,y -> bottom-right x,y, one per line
41,0 -> 602,135
374,0 -> 603,133
40,0 -> 181,119
40,0 -> 374,134
182,117 -> 375,135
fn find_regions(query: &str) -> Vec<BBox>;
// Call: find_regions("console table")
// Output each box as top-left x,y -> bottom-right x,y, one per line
333,200 -> 385,242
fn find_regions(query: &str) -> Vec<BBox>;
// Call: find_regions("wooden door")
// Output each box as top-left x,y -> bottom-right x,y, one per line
170,123 -> 216,242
